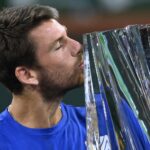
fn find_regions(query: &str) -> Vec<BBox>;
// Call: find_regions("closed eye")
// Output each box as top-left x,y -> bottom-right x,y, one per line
55,41 -> 63,50
55,45 -> 63,50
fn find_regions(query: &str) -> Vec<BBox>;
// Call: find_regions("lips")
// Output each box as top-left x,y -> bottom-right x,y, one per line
79,60 -> 84,69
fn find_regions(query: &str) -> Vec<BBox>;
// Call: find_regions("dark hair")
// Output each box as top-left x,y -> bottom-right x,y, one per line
0,5 -> 59,94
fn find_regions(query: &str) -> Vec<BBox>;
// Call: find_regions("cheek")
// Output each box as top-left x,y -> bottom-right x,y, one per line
52,57 -> 76,72
41,50 -> 77,76
46,61 -> 73,78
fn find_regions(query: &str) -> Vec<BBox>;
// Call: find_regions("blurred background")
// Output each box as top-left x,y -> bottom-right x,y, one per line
0,0 -> 150,112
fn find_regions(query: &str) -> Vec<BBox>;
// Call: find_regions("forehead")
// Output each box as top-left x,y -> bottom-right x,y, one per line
29,19 -> 65,46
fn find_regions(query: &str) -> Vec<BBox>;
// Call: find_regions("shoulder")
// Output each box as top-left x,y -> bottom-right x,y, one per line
0,109 -> 8,125
61,103 -> 85,118
0,132 -> 10,150
0,109 -> 10,134
61,103 -> 86,125
0,110 -> 9,149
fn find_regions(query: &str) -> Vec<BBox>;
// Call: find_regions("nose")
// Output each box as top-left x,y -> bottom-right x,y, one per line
69,38 -> 82,57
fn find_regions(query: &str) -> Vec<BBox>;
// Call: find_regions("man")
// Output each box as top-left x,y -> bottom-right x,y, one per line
0,5 -> 86,150
1,5 -> 150,150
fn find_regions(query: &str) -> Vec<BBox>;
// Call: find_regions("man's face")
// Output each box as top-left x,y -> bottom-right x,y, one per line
29,19 -> 84,100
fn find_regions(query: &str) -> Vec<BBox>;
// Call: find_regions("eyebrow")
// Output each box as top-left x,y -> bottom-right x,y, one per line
63,25 -> 68,32
55,25 -> 67,41
48,25 -> 67,50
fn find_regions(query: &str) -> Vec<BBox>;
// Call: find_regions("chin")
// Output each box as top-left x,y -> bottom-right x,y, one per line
78,73 -> 84,84
65,78 -> 84,92
73,75 -> 84,88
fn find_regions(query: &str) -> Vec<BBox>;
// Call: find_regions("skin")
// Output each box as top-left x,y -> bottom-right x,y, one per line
8,19 -> 84,128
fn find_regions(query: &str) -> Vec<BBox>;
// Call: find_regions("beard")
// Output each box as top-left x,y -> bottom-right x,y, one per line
37,66 -> 84,102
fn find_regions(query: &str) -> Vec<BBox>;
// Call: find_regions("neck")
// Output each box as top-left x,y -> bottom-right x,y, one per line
8,92 -> 63,128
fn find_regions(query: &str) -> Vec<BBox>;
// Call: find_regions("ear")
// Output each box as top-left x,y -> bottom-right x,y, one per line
15,66 -> 39,85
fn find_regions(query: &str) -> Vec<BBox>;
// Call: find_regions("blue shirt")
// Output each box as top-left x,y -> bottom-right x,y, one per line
0,103 -> 86,150
0,100 -> 149,150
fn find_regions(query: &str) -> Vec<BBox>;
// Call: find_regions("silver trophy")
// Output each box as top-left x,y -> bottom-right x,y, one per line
83,25 -> 150,150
